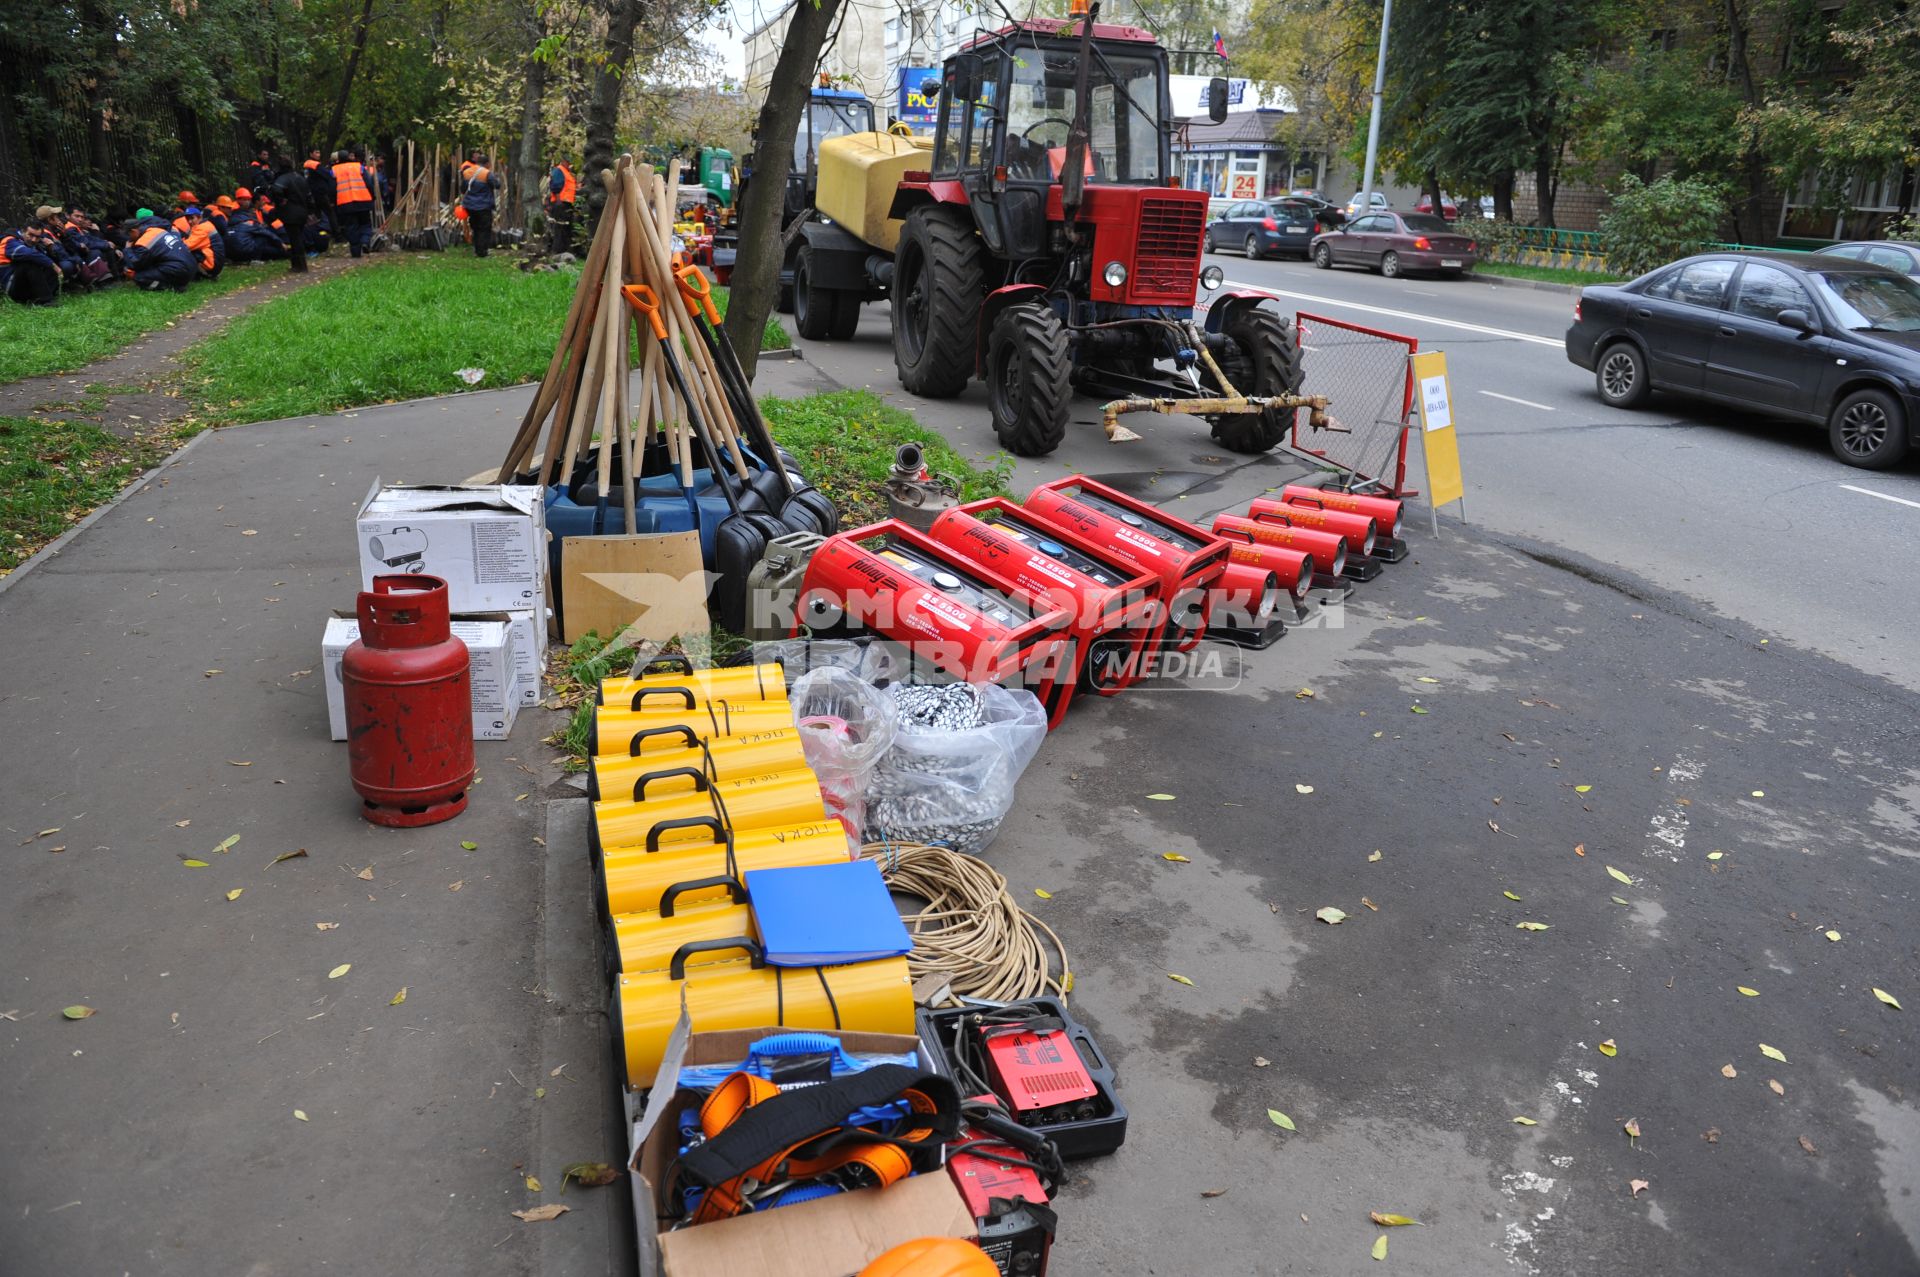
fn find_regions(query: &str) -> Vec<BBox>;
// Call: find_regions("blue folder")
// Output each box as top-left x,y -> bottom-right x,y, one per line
746,861 -> 912,968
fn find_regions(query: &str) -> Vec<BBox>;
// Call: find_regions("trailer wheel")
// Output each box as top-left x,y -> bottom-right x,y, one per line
828,289 -> 862,341
893,207 -> 985,398
986,302 -> 1071,457
1208,307 -> 1304,454
794,246 -> 847,341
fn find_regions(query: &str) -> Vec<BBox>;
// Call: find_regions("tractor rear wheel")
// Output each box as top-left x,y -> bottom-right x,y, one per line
893,208 -> 985,398
986,303 -> 1071,457
1208,307 -> 1304,454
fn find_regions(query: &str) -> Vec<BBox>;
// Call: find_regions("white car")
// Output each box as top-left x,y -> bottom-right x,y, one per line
1344,191 -> 1390,216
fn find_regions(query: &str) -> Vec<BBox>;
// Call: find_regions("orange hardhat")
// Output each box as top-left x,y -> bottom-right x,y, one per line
860,1238 -> 999,1277
454,205 -> 469,221
235,187 -> 252,200
178,190 -> 197,202
216,196 -> 238,210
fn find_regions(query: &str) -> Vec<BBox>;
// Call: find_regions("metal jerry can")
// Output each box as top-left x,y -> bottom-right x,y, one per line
343,574 -> 475,826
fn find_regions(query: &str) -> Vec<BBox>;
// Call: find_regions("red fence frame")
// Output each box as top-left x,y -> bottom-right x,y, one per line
1289,311 -> 1419,499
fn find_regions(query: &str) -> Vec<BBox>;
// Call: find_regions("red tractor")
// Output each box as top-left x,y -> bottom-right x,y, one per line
799,5 -> 1306,457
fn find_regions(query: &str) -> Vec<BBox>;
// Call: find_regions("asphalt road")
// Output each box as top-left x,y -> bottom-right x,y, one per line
1200,249 -> 1920,694
785,284 -> 1920,1273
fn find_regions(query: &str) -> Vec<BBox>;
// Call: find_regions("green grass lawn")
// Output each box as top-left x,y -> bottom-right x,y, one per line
1478,260 -> 1625,287
0,415 -> 163,571
183,255 -> 789,427
0,264 -> 266,384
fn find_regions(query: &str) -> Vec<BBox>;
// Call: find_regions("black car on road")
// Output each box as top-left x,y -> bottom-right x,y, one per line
1565,251 -> 1920,468
1204,198 -> 1326,260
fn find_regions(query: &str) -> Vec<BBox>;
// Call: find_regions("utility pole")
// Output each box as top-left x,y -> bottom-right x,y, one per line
1359,0 -> 1392,212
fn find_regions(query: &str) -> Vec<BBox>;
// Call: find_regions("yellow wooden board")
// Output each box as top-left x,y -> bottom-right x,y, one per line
1410,350 -> 1464,510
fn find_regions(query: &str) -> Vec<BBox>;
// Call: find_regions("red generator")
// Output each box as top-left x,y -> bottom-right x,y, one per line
1264,485 -> 1409,561
928,498 -> 1161,726
1025,477 -> 1229,655
795,521 -> 1073,699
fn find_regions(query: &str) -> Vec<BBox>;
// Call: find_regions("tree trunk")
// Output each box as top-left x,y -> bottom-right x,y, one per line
1533,141 -> 1556,228
724,0 -> 846,381
1492,170 -> 1514,222
1720,0 -> 1767,243
325,0 -> 378,152
515,6 -> 548,232
583,0 -> 641,231
1422,167 -> 1442,217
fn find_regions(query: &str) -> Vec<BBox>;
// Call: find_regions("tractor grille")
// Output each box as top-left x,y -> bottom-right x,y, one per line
1133,196 -> 1205,300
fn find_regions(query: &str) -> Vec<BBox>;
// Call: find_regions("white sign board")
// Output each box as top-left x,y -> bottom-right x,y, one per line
1419,374 -> 1452,432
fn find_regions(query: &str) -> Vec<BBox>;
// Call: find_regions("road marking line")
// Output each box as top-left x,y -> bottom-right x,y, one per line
1224,280 -> 1564,347
1840,483 -> 1920,511
1404,288 -> 1438,296
1645,753 -> 1700,863
1480,390 -> 1556,411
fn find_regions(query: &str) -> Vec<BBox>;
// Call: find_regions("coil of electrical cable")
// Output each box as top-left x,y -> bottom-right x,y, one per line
860,840 -> 1070,1003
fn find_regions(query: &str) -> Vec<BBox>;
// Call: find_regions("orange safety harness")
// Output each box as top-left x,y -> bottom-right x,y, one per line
675,1063 -> 960,1224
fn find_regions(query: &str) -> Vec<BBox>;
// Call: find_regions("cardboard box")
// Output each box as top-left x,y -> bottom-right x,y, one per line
322,614 -> 519,741
493,608 -> 549,706
559,530 -> 709,645
630,1024 -> 972,1277
356,481 -> 547,614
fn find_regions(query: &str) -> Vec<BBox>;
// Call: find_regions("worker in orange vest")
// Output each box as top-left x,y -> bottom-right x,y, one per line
331,149 -> 378,258
181,207 -> 224,278
546,157 -> 577,255
459,151 -> 501,258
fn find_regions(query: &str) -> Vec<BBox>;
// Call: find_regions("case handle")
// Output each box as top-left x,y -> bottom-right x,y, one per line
669,936 -> 764,980
634,766 -> 711,802
628,724 -> 699,756
629,685 -> 697,711
659,874 -> 747,917
646,815 -> 727,853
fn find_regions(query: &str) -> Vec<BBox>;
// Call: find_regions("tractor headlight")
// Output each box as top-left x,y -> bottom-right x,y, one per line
1200,264 -> 1225,290
1103,261 -> 1128,288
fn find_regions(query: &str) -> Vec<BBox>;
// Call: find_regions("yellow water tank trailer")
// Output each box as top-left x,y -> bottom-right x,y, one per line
815,131 -> 934,255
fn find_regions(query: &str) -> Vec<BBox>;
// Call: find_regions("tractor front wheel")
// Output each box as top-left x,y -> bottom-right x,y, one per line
892,208 -> 986,398
986,302 -> 1071,457
1207,307 -> 1305,454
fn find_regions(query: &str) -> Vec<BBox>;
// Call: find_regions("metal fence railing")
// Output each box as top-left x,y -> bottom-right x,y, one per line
1480,225 -> 1832,276
1291,312 -> 1418,497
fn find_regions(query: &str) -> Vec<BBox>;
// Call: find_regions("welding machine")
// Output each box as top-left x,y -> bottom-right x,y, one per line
949,1101 -> 1061,1277
920,997 -> 1127,1160
1024,477 -> 1229,656
795,521 -> 1073,698
927,498 -> 1161,726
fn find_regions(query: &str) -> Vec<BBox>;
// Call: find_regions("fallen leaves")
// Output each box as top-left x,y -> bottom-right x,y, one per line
1503,891 -> 1522,902
525,1174 -> 542,1192
355,866 -> 374,881
34,827 -> 61,839
1368,850 -> 1383,863
212,834 -> 239,855
327,964 -> 351,980
1512,1116 -> 1538,1126
1598,1039 -> 1618,1057
270,848 -> 308,866
1751,790 -> 1765,798
173,819 -> 191,828
1253,1056 -> 1271,1068
1707,851 -> 1724,861
1610,896 -> 1631,906
225,888 -> 244,901
389,988 -> 408,1006
1798,1135 -> 1819,1157
227,759 -> 252,767
180,858 -> 209,868
1759,1043 -> 1787,1063
1361,898 -> 1378,912
1574,844 -> 1586,857
1623,1117 -> 1641,1142
1167,973 -> 1195,986
1630,1179 -> 1649,1198
1295,688 -> 1316,700
1316,907 -> 1348,925
512,1204 -> 569,1222
1370,1212 -> 1420,1226
448,880 -> 465,892
315,922 -> 339,931
1033,888 -> 1052,900
1295,784 -> 1315,795
1825,930 -> 1842,942
1737,986 -> 1759,997
1267,1109 -> 1296,1131
1575,785 -> 1592,793
1873,988 -> 1902,1010
1371,1235 -> 1388,1261
1201,1187 -> 1229,1198
294,1109 -> 309,1122
1721,1064 -> 1737,1078
62,1005 -> 95,1020
459,840 -> 478,850
1769,1079 -> 1785,1096
1515,921 -> 1551,931
1702,1128 -> 1720,1143
1410,705 -> 1429,714
1605,865 -> 1635,885
1161,853 -> 1191,863
562,1162 -> 622,1189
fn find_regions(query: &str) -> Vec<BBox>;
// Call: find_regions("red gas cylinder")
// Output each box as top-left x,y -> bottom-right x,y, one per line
344,574 -> 475,827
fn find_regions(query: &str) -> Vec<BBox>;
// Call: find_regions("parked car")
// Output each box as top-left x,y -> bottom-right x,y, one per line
1204,198 -> 1327,259
1414,194 -> 1460,220
1344,190 -> 1391,217
1821,240 -> 1920,277
1287,194 -> 1346,227
1565,251 -> 1920,468
1309,211 -> 1479,278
